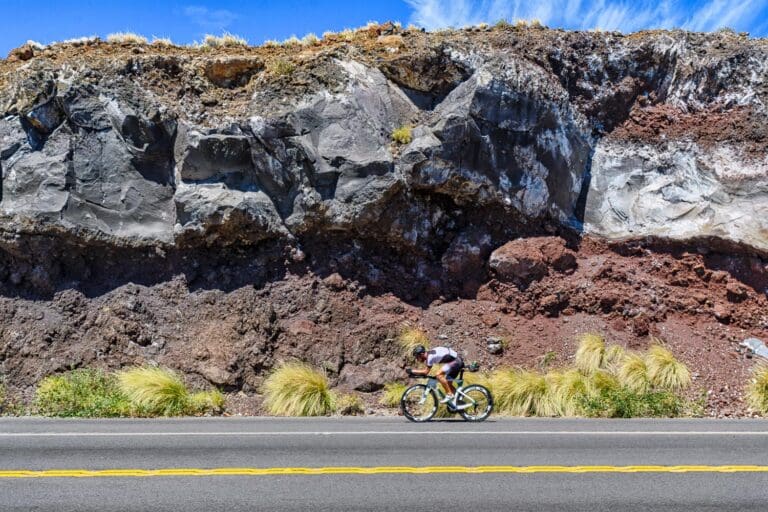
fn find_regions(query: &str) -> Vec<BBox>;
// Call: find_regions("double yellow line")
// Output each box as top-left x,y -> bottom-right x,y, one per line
3,465 -> 768,478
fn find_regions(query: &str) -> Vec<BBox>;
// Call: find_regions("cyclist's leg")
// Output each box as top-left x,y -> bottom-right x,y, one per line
435,369 -> 454,396
437,360 -> 461,395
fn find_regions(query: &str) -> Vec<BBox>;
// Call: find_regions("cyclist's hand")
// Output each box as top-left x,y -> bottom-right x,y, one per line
406,368 -> 415,376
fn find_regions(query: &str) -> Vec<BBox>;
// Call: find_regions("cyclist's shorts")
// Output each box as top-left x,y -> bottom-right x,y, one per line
441,358 -> 463,380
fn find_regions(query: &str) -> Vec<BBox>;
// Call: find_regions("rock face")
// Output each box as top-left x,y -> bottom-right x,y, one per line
1,27 -> 766,267
0,27 -> 767,412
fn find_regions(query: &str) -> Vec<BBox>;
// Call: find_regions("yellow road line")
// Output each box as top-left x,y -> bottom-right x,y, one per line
2,466 -> 768,478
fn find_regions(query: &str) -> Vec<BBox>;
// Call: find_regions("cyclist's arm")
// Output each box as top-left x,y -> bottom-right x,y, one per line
411,365 -> 431,376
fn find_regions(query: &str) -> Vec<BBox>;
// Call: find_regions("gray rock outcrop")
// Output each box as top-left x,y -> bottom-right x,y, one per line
0,26 -> 766,293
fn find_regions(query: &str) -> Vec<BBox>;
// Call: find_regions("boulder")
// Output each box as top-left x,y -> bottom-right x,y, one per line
338,362 -> 401,392
489,241 -> 548,285
204,58 -> 263,88
489,237 -> 577,285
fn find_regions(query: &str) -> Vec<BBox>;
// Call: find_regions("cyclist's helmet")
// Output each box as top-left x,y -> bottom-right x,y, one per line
412,345 -> 426,358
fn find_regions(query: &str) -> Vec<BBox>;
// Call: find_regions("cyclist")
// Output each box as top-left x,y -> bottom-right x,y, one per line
407,345 -> 463,407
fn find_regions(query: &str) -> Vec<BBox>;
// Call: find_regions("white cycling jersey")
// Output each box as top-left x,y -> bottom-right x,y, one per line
426,347 -> 458,367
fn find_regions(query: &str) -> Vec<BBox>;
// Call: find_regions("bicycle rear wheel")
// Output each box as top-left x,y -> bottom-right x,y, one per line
457,384 -> 493,422
401,384 -> 438,422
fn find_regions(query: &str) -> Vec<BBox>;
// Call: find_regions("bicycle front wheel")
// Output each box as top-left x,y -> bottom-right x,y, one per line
401,384 -> 438,422
458,384 -> 493,422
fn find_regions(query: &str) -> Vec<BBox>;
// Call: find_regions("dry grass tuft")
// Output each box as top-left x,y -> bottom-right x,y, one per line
462,371 -> 494,390
282,35 -> 302,47
604,344 -> 626,371
745,364 -> 768,414
151,37 -> 174,47
334,393 -> 364,415
117,366 -> 189,416
26,40 -> 46,50
492,369 -> 549,416
262,362 -> 334,416
588,369 -> 621,395
391,126 -> 413,145
380,382 -> 407,407
189,390 -> 225,414
267,59 -> 296,76
302,33 -> 320,46
203,32 -> 248,48
646,344 -> 691,391
397,324 -> 429,358
618,352 -> 650,393
548,369 -> 591,416
575,333 -> 606,373
107,32 -> 148,44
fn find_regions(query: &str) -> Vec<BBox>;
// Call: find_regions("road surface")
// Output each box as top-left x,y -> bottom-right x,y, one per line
2,417 -> 768,511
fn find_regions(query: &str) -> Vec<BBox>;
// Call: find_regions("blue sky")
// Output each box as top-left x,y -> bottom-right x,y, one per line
3,0 -> 767,56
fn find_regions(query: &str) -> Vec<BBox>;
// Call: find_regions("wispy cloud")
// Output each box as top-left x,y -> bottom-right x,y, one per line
183,5 -> 238,32
405,0 -> 768,35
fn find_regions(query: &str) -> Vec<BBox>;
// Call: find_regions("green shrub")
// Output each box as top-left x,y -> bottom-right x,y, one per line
35,369 -> 131,417
335,393 -> 364,415
745,364 -> 768,414
262,362 -> 334,416
391,126 -> 413,145
0,379 -> 6,410
34,367 -> 224,417
117,366 -> 190,416
580,388 -> 684,418
380,382 -> 407,407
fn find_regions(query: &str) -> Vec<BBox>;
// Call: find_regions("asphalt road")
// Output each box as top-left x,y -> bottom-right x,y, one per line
2,417 -> 768,511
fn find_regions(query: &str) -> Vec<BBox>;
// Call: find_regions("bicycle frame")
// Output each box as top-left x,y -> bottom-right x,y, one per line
423,376 -> 477,411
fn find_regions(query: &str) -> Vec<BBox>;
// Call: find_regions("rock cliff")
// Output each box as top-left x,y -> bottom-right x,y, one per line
1,24 -> 767,414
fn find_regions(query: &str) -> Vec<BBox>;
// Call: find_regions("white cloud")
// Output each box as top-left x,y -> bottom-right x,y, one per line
183,5 -> 238,31
405,0 -> 768,34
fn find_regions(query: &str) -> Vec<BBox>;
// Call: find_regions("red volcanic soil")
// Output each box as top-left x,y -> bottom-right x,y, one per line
1,236 -> 766,417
